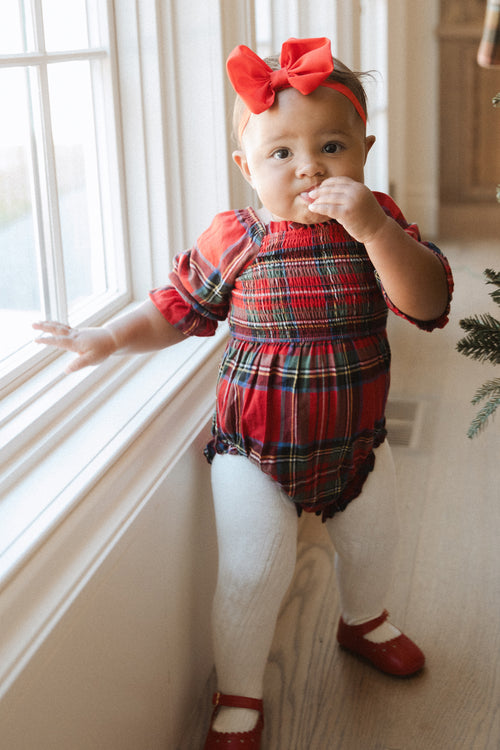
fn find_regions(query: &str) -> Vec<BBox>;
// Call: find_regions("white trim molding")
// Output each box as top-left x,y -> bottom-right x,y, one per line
0,328 -> 227,747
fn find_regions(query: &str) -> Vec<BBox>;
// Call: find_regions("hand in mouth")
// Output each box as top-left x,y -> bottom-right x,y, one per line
300,184 -> 322,204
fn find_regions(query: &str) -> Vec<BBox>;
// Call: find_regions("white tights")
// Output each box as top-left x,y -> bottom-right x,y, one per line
210,441 -> 399,732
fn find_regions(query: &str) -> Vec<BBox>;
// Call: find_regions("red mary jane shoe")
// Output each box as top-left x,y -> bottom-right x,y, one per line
337,610 -> 425,676
203,692 -> 264,749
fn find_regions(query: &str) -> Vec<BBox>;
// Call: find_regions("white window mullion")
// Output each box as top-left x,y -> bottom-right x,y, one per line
112,0 -> 156,297
89,68 -> 108,296
20,0 -> 36,52
256,1 -> 339,59
85,0 -> 102,46
360,0 -> 388,193
270,0 -> 299,48
30,0 -> 68,322
295,0 -> 337,42
334,0 -> 362,69
100,3 -> 130,302
75,53 -> 113,313
23,65 -> 51,321
89,59 -> 127,302
34,61 -> 69,322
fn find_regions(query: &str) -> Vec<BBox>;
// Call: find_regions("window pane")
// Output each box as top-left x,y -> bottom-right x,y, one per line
0,68 -> 41,363
48,60 -> 108,317
42,0 -> 89,51
255,0 -> 272,56
0,3 -> 25,54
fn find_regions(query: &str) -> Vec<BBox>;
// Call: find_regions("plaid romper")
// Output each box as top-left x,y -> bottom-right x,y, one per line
150,193 -> 453,520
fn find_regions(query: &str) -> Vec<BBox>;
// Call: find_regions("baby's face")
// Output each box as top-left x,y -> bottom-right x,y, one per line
233,86 -> 374,225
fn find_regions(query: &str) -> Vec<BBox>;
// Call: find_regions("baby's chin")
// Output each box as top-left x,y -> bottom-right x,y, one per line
270,207 -> 332,225
304,211 -> 332,224
297,209 -> 332,225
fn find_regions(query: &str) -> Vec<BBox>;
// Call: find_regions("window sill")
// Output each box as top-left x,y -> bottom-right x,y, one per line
0,318 -> 228,591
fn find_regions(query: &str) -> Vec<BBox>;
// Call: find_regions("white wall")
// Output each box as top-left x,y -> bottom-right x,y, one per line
0,350 -> 222,749
0,438 -> 217,749
387,0 -> 440,236
0,442 -> 217,750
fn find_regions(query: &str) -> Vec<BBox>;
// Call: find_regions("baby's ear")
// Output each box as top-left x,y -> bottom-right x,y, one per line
364,135 -> 376,163
232,150 -> 254,186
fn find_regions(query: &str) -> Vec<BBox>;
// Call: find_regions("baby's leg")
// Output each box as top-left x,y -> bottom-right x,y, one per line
210,453 -> 298,732
326,440 -> 401,642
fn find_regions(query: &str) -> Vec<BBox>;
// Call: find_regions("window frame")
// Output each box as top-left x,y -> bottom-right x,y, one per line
0,0 -> 238,592
0,0 -> 130,395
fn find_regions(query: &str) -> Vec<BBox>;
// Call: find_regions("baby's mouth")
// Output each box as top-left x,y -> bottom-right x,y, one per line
300,184 -> 321,204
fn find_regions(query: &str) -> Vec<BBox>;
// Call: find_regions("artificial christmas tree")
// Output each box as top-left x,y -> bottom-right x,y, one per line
457,268 -> 500,437
457,6 -> 500,438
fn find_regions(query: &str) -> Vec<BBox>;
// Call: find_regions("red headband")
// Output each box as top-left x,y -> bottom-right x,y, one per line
227,37 -> 367,136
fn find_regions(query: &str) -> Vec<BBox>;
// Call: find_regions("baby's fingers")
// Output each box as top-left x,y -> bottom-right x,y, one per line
32,321 -> 114,373
33,321 -> 79,352
33,320 -> 71,336
33,335 -> 76,353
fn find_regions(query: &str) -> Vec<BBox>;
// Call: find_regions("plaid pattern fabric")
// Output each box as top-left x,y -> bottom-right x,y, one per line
150,194 -> 453,520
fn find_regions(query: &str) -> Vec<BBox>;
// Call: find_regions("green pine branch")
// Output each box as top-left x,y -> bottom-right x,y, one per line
461,99 -> 500,433
456,313 -> 500,364
457,269 -> 500,437
467,379 -> 500,438
484,268 -> 500,303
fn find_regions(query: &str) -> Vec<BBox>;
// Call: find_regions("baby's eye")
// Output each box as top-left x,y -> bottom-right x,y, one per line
271,148 -> 291,160
323,142 -> 344,154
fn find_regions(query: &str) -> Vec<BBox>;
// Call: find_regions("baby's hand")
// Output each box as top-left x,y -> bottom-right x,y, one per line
308,177 -> 389,244
33,321 -> 117,373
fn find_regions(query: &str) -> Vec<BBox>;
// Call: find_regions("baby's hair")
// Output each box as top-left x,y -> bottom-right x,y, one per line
231,53 -> 371,146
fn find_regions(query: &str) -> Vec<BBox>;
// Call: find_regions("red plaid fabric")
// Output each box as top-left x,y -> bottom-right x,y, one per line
150,193 -> 453,520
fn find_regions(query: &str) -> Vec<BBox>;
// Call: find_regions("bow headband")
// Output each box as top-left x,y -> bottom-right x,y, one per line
226,37 -> 367,136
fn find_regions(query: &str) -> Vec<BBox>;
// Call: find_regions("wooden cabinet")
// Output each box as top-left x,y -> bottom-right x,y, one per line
439,0 -> 500,235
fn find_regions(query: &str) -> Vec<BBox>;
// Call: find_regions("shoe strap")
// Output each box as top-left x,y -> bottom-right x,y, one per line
212,692 -> 264,713
342,609 -> 389,636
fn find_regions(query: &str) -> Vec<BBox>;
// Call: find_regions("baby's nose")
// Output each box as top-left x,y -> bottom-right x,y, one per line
295,155 -> 325,178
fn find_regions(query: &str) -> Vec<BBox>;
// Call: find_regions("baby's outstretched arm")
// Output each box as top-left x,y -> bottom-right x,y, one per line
308,177 -> 449,321
33,300 -> 186,374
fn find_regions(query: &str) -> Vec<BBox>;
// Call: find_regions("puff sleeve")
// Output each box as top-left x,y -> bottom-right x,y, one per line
149,210 -> 262,336
373,193 -> 454,331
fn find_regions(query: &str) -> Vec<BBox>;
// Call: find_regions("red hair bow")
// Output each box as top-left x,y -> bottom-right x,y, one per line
226,37 -> 334,114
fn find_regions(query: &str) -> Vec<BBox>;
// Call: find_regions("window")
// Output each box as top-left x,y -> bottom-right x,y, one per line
0,0 -> 233,591
0,0 -> 127,392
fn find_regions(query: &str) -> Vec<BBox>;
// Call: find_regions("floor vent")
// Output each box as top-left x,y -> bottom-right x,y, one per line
385,398 -> 424,448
